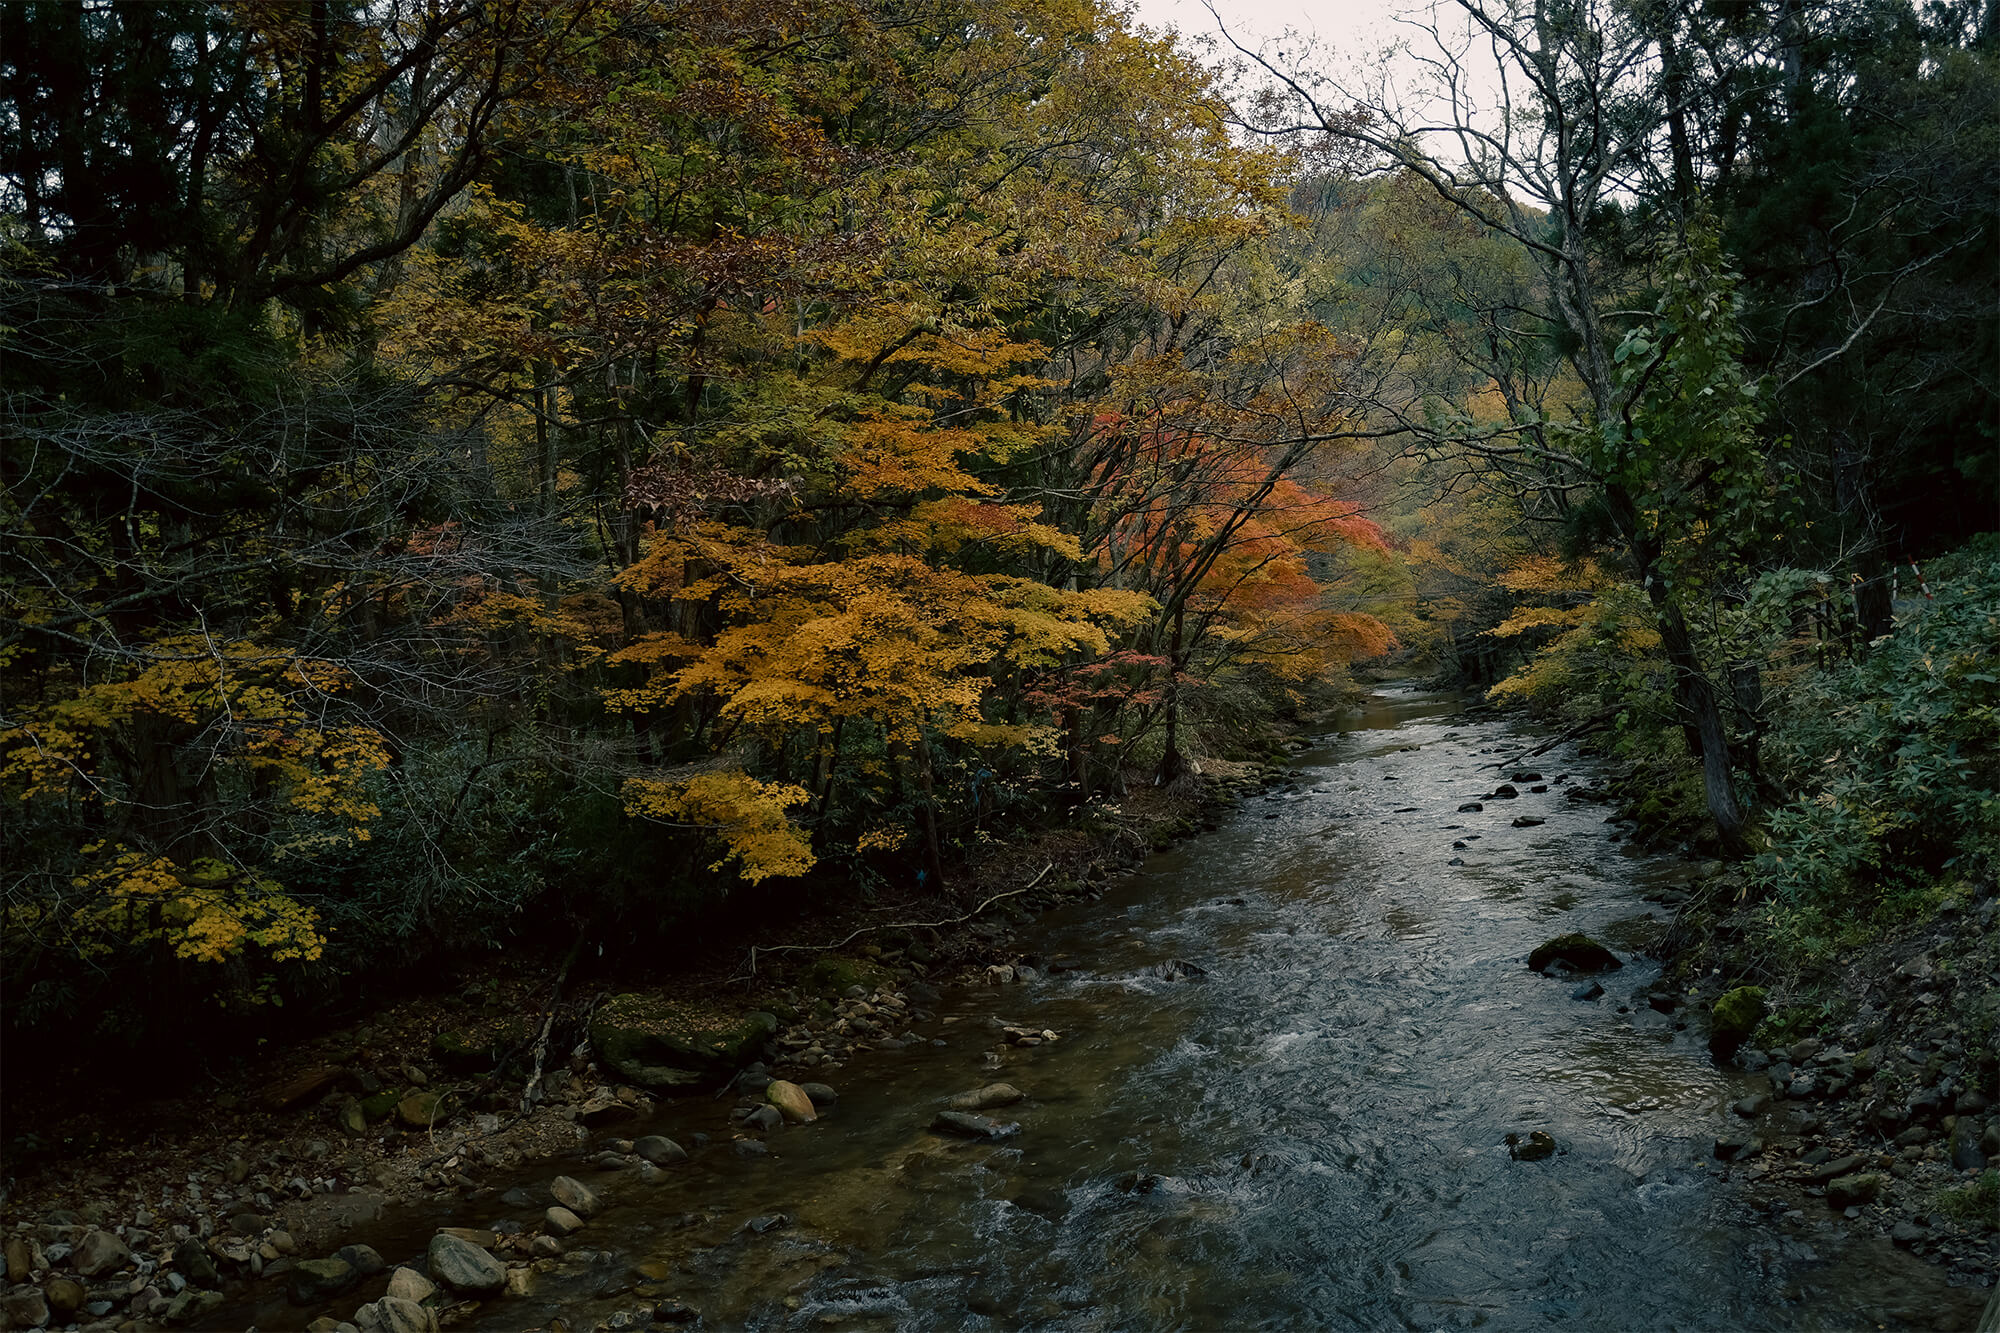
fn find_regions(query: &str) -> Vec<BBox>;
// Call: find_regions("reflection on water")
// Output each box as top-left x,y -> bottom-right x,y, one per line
272,686 -> 1993,1330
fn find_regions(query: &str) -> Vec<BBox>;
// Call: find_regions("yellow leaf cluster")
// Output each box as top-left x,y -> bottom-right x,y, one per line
623,770 -> 815,883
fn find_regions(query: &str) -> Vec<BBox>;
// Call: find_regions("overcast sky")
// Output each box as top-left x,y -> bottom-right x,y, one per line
1120,0 -> 1413,60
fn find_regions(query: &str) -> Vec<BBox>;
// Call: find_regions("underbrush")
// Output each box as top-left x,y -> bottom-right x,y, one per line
1750,537 -> 2000,968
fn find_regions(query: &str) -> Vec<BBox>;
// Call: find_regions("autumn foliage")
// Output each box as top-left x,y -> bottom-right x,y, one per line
0,0 -> 1393,1027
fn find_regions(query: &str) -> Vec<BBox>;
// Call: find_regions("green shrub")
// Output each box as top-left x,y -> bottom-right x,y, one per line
1751,538 -> 2000,961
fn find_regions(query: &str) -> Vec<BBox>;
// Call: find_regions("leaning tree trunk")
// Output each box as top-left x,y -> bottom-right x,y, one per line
1645,582 -> 1749,855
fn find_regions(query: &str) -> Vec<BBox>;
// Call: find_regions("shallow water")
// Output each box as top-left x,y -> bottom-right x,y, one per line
245,685 -> 1987,1331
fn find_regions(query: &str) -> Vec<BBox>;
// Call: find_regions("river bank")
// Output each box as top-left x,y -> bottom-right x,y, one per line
0,729 -> 1306,1331
4,684 -> 1993,1331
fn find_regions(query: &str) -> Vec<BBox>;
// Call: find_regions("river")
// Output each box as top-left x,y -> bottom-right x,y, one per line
258,684 -> 1987,1331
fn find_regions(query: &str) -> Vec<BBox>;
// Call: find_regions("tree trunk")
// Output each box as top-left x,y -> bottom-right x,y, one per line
1729,658 -> 1765,783
1645,582 -> 1748,854
1156,603 -> 1185,785
1065,707 -> 1091,803
1852,552 -> 1894,643
900,739 -> 948,896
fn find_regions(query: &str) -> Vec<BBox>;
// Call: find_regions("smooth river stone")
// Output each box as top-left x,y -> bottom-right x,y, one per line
549,1174 -> 600,1217
765,1079 -> 817,1123
426,1232 -> 505,1297
945,1083 -> 1025,1112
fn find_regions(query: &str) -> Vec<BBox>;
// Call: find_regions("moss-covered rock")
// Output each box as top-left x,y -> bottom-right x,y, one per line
1526,934 -> 1623,975
431,1030 -> 498,1074
358,1091 -> 400,1123
1824,1172 -> 1884,1209
1710,986 -> 1768,1057
589,993 -> 778,1093
396,1091 -> 445,1128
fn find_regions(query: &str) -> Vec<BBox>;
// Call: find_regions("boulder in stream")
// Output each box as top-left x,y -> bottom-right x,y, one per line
286,1256 -> 357,1305
386,1267 -> 437,1303
1527,934 -> 1623,975
1708,986 -> 1767,1059
355,1295 -> 437,1333
425,1231 -> 505,1298
765,1080 -> 817,1124
1507,1131 -> 1556,1161
549,1174 -> 601,1217
634,1135 -> 688,1166
946,1083 -> 1025,1112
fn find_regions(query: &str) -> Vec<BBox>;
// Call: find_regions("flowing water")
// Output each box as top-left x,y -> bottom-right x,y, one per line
254,685 -> 1987,1331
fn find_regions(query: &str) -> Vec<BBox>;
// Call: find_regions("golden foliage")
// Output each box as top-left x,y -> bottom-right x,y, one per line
623,770 -> 815,883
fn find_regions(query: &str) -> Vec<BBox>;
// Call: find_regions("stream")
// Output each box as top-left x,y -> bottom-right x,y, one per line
253,684 -> 1984,1331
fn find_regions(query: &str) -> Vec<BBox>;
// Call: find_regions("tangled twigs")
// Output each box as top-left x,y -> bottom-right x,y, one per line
732,862 -> 1056,983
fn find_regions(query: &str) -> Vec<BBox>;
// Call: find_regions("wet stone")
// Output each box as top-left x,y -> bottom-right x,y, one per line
386,1266 -> 437,1303
1508,1132 -> 1556,1161
1527,935 -> 1622,975
1805,1154 -> 1867,1186
946,1083 -> 1025,1112
1824,1173 -> 1885,1209
286,1256 -> 357,1305
336,1242 -> 386,1276
634,1135 -> 688,1166
550,1175 -> 601,1217
426,1232 -> 505,1297
932,1111 -> 1021,1140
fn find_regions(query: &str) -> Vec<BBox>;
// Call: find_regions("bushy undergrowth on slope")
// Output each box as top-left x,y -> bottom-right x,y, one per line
1752,538 -> 2000,963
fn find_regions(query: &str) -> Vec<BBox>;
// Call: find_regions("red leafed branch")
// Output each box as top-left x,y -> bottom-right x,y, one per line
623,461 -> 796,529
